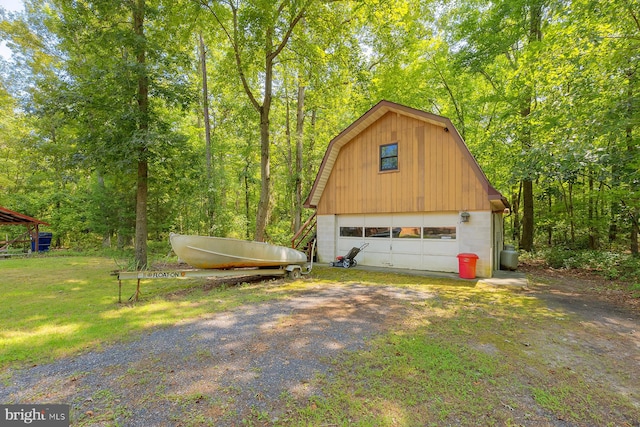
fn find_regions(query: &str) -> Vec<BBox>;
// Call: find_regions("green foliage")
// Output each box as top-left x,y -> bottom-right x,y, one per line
539,247 -> 640,281
0,0 -> 638,258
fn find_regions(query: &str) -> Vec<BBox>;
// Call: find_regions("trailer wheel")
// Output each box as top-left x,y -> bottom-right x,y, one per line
288,268 -> 302,279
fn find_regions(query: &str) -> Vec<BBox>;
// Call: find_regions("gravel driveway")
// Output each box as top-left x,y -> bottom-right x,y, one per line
1,283 -> 434,426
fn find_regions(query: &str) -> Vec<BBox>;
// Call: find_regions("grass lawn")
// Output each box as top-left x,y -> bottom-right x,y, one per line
0,255 -> 297,369
1,255 -> 638,426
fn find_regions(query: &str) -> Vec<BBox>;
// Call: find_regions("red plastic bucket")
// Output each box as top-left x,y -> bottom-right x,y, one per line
457,253 -> 479,279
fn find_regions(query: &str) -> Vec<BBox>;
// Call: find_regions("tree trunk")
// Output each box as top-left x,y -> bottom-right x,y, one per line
519,0 -> 543,253
588,170 -> 597,249
244,161 -> 251,240
306,108 -> 317,187
285,86 -> 293,221
568,181 -> 575,245
547,189 -> 552,245
518,93 -> 534,252
626,68 -> 638,255
255,107 -> 271,242
135,161 -> 148,268
200,33 -> 212,181
512,183 -> 521,245
133,0 -> 148,269
254,26 -> 276,242
520,179 -> 534,251
631,211 -> 639,256
609,203 -> 619,243
199,32 -> 216,232
97,173 -> 111,248
294,82 -> 305,233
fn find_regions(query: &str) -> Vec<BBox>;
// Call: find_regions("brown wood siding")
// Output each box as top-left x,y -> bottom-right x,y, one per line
317,112 -> 491,215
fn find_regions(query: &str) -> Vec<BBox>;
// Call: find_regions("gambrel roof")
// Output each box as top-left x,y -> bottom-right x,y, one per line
304,100 -> 509,211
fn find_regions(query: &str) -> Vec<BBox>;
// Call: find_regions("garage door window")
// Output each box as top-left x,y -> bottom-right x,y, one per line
396,227 -> 421,238
341,225 -> 455,240
340,227 -> 363,237
365,227 -> 390,237
423,226 -> 456,240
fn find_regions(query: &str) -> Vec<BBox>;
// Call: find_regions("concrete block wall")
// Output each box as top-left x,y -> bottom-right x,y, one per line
457,210 -> 493,278
316,214 -> 336,263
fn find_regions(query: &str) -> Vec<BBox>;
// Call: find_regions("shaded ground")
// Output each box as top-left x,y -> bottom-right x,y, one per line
519,259 -> 640,311
1,284 -> 435,426
518,265 -> 640,420
521,263 -> 639,393
1,268 -> 639,426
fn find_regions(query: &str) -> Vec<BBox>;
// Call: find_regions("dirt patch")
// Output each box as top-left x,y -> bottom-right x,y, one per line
1,270 -> 639,426
0,284 -> 435,426
519,265 -> 640,414
519,261 -> 640,313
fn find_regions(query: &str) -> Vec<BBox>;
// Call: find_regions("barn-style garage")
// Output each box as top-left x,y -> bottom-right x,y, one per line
303,100 -> 509,278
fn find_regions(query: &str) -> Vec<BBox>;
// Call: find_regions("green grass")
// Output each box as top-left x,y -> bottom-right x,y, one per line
1,257 -> 638,426
295,335 -> 501,426
0,255 -> 299,369
285,267 -> 640,426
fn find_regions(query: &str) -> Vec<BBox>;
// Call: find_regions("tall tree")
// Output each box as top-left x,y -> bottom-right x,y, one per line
443,0 -> 549,251
35,0 -> 196,265
200,0 -> 312,242
133,0 -> 150,268
518,0 -> 544,252
293,80 -> 305,233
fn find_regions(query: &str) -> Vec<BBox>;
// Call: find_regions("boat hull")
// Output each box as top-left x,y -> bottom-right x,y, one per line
169,233 -> 307,269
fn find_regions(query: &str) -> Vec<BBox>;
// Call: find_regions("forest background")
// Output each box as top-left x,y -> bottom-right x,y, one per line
0,0 -> 638,270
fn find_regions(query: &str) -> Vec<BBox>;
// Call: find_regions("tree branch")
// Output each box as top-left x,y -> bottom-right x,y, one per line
269,0 -> 313,61
627,3 -> 640,33
199,0 -> 260,112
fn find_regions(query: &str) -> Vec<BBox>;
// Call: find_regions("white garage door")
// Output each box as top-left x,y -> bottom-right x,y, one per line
336,213 -> 460,272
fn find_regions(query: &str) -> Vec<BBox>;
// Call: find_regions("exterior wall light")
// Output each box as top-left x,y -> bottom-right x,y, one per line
460,211 -> 470,222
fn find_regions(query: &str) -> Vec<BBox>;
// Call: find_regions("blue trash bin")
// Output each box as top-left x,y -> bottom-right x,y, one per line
31,232 -> 53,252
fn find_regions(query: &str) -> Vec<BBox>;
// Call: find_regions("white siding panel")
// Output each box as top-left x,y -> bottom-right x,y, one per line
391,214 -> 423,226
390,239 -> 422,269
422,255 -> 458,272
421,212 -> 459,226
363,214 -> 393,227
339,216 -> 363,227
361,238 -> 392,267
422,240 -> 458,256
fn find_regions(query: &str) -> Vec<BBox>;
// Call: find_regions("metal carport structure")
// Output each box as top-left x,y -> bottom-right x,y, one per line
0,205 -> 50,255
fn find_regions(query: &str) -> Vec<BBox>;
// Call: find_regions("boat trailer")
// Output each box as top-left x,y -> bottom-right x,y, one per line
113,264 -> 310,303
114,240 -> 316,303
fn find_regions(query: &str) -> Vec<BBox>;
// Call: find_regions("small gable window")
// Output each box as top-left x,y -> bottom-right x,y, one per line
380,142 -> 398,171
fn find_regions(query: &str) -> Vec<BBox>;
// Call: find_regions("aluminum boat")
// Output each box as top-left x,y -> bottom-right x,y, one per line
169,233 -> 307,269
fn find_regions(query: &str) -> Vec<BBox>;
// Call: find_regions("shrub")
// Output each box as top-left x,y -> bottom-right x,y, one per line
542,247 -> 574,269
539,247 -> 640,282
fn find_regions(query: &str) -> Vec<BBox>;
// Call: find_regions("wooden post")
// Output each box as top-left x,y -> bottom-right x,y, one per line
135,278 -> 141,301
